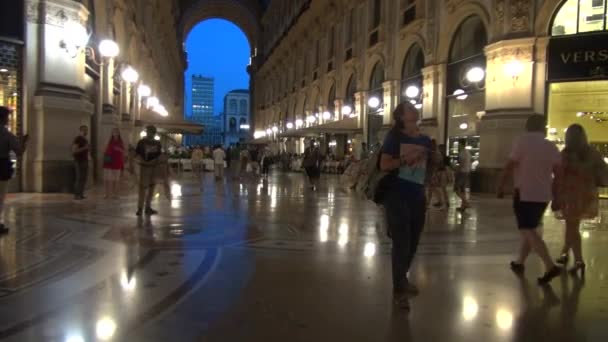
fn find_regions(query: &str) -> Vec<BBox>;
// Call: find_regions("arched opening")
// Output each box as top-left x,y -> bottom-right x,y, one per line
183,19 -> 251,147
401,44 -> 425,111
546,0 -> 608,199
344,75 -> 357,115
445,15 -> 487,168
327,84 -> 336,120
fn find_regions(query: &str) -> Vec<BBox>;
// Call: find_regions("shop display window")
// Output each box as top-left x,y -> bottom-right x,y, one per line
547,80 -> 608,197
0,42 -> 21,167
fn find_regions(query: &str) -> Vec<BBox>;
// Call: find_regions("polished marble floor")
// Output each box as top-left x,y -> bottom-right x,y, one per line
0,172 -> 607,342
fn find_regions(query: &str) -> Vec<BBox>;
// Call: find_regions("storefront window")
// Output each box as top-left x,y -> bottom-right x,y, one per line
547,80 -> 608,197
445,16 -> 487,168
0,42 -> 21,162
552,0 -> 607,36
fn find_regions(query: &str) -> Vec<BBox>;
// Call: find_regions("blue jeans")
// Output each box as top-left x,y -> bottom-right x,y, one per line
382,186 -> 426,292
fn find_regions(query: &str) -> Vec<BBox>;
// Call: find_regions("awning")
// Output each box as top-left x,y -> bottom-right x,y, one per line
135,118 -> 204,135
249,136 -> 271,145
279,117 -> 361,138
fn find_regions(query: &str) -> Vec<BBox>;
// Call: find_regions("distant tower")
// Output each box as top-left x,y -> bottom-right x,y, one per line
186,75 -> 223,146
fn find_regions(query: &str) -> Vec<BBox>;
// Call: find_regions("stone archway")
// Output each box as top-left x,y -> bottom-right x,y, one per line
180,0 -> 263,53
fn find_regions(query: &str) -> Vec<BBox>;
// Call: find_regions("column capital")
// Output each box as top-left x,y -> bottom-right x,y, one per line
484,37 -> 535,63
26,0 -> 89,26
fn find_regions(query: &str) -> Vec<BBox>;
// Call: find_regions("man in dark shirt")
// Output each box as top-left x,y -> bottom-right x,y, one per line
72,125 -> 89,200
135,125 -> 162,216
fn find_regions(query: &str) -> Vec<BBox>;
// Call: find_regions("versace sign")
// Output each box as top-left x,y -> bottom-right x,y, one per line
548,33 -> 608,81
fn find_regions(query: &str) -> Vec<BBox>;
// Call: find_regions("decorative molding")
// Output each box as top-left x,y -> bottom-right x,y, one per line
445,0 -> 466,13
510,0 -> 530,32
496,0 -> 505,26
26,0 -> 89,27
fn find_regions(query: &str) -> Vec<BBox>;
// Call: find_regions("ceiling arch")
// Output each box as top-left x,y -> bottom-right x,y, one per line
180,0 -> 264,51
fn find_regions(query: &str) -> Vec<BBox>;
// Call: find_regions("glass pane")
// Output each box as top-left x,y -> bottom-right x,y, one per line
547,80 -> 608,197
579,0 -> 605,33
552,0 -> 579,35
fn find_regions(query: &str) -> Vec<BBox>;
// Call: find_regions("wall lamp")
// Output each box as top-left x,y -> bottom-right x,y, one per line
286,122 -> 294,129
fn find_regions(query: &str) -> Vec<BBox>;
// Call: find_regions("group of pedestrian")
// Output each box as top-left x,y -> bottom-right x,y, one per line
499,116 -> 606,283
374,102 -> 606,311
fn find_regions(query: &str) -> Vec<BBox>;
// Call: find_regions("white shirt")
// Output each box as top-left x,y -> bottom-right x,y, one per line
509,132 -> 561,203
458,149 -> 472,173
213,148 -> 225,165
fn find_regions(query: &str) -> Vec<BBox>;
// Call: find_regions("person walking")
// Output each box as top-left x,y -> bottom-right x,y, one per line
239,147 -> 250,179
497,115 -> 563,284
261,148 -> 272,179
102,128 -> 125,198
454,139 -> 472,211
0,107 -> 27,234
72,125 -> 90,200
135,125 -> 162,216
191,145 -> 204,178
302,140 -> 321,190
555,124 -> 607,275
213,145 -> 226,181
376,102 -> 431,309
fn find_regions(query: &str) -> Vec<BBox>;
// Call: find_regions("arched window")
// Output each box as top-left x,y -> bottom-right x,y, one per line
401,44 -> 424,109
445,15 -> 487,168
229,117 -> 237,133
230,99 -> 238,114
552,0 -> 607,36
239,99 -> 248,115
368,62 -> 384,114
327,84 -> 336,119
345,75 -> 356,106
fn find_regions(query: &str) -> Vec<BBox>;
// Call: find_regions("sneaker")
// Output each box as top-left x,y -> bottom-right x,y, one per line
510,261 -> 525,275
145,208 -> 158,215
538,266 -> 562,285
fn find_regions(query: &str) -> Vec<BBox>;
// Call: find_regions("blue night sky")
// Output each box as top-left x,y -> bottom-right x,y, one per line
184,19 -> 251,117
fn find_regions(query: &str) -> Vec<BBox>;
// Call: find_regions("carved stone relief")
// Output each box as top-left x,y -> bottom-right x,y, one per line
510,0 -> 530,32
26,0 -> 88,27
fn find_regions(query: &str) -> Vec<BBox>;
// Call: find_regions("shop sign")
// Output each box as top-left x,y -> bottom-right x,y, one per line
548,33 -> 608,81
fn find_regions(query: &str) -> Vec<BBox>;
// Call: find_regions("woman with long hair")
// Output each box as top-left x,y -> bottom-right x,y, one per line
555,124 -> 606,275
378,102 -> 432,309
102,127 -> 125,198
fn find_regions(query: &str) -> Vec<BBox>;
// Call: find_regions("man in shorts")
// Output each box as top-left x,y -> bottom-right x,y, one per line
498,115 -> 562,284
135,125 -> 162,216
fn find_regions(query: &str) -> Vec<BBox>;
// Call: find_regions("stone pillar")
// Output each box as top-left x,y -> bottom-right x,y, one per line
382,80 -> 400,125
334,99 -> 343,120
476,37 -> 536,192
23,0 -> 93,192
354,91 -> 367,143
421,64 -> 446,141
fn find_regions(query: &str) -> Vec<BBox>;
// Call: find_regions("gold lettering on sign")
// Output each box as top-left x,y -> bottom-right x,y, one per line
560,50 -> 608,63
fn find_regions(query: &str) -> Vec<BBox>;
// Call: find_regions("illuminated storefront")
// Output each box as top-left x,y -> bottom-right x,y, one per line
445,16 -> 487,168
547,0 -> 608,197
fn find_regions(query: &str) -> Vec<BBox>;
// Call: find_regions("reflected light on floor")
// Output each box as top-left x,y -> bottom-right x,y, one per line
171,183 -> 182,197
496,309 -> 514,330
363,242 -> 376,257
65,335 -> 85,342
171,200 -> 180,209
462,296 -> 479,321
96,317 -> 117,340
120,271 -> 136,291
582,231 -> 590,239
320,215 -> 330,243
338,223 -> 349,247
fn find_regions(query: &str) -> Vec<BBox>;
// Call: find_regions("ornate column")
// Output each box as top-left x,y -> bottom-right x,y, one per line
421,64 -> 446,141
382,80 -> 400,125
24,0 -> 93,192
477,37 -> 536,191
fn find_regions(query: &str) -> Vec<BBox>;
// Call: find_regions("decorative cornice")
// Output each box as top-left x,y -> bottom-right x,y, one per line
26,0 -> 89,27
